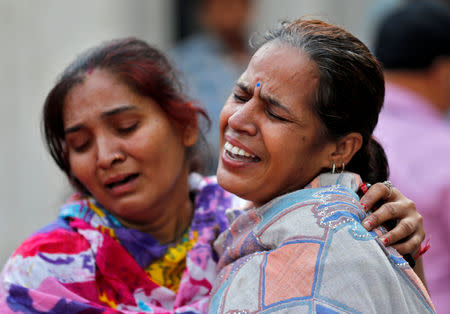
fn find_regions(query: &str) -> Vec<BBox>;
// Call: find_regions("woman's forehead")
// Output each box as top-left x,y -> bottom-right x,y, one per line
62,71 -> 145,125
244,42 -> 317,82
238,43 -> 319,109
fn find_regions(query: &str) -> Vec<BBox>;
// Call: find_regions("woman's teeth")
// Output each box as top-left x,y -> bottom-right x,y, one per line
224,142 -> 256,158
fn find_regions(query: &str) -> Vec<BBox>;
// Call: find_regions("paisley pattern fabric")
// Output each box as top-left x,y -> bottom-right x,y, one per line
209,172 -> 435,313
0,174 -> 245,313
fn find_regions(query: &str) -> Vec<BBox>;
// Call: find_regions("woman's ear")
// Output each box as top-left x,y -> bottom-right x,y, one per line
330,132 -> 363,165
183,119 -> 199,147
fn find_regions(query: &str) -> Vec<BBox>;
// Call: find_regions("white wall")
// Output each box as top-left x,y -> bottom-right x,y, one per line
0,0 -> 173,266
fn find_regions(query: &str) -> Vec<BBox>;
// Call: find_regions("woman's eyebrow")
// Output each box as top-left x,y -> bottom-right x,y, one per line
64,125 -> 83,135
260,91 -> 292,115
64,105 -> 138,135
236,80 -> 292,115
101,105 -> 137,118
236,81 -> 251,94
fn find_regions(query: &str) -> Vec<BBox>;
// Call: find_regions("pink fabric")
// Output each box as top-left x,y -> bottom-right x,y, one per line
374,83 -> 450,313
0,174 -> 245,313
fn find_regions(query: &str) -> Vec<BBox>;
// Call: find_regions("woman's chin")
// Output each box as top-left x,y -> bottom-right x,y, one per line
216,171 -> 252,204
217,168 -> 239,194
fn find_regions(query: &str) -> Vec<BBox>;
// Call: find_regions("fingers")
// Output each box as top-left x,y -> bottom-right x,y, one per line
361,186 -> 415,230
360,181 -> 426,255
361,200 -> 402,230
360,182 -> 392,212
379,218 -> 415,245
381,180 -> 393,200
391,233 -> 424,256
379,215 -> 425,255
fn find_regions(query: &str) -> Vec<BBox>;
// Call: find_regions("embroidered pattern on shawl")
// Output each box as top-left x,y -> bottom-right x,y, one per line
209,172 -> 435,313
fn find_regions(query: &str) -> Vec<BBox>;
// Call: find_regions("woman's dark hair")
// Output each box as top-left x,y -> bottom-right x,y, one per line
252,19 -> 389,184
43,37 -> 209,193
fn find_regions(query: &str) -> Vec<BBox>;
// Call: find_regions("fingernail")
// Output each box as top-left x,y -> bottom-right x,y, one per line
362,219 -> 372,229
360,203 -> 367,210
381,236 -> 389,245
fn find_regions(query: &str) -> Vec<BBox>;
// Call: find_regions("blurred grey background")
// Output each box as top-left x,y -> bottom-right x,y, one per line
0,0 -> 399,266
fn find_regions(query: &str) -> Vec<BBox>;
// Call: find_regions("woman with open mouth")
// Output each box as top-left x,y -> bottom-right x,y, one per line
0,25 -> 429,313
210,19 -> 434,313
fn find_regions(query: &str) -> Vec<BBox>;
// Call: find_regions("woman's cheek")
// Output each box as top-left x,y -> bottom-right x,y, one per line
69,154 -> 92,183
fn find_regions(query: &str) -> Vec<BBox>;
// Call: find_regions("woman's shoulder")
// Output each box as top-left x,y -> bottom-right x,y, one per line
10,219 -> 89,259
258,173 -> 364,224
239,172 -> 365,250
1,218 -> 93,290
213,176 -> 434,313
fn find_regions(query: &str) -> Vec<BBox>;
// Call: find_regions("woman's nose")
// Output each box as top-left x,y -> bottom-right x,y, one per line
96,136 -> 123,169
227,101 -> 258,136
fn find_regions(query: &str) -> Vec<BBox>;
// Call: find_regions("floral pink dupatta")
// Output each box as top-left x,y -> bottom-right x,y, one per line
0,174 -> 243,313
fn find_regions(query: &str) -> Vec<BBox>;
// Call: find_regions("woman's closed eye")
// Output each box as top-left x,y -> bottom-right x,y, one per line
73,141 -> 90,152
68,137 -> 91,153
233,93 -> 249,103
116,122 -> 139,134
266,108 -> 289,122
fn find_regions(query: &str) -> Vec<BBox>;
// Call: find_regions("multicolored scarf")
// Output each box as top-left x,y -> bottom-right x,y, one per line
209,172 -> 435,313
0,174 -> 245,313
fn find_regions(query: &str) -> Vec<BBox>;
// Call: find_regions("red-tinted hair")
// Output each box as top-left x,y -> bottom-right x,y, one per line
43,37 -> 209,193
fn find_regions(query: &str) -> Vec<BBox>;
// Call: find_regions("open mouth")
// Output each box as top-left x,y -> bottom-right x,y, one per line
105,173 -> 139,189
224,142 -> 260,162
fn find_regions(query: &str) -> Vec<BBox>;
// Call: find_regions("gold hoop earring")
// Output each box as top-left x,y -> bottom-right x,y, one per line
331,162 -> 345,174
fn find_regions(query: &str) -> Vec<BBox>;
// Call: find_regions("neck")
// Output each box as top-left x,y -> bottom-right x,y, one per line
385,70 -> 447,114
115,167 -> 194,244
